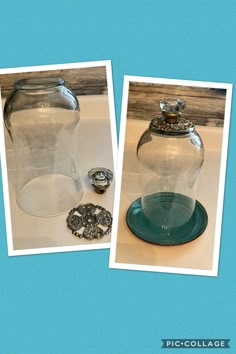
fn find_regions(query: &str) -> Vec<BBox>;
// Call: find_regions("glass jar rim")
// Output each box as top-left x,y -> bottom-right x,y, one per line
14,77 -> 65,90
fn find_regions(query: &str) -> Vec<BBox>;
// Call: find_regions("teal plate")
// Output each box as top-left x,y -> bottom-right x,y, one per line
126,193 -> 208,246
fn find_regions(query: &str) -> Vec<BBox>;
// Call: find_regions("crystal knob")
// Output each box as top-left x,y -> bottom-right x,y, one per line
160,98 -> 186,113
88,168 -> 113,194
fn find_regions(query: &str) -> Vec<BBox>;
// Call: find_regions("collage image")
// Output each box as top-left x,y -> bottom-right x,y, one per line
0,61 -> 232,277
1,1 -> 236,353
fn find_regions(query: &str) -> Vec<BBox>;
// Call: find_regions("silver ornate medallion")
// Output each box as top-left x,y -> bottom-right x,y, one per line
151,116 -> 194,133
66,203 -> 112,240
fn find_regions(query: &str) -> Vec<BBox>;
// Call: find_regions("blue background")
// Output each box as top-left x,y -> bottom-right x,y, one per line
0,0 -> 236,353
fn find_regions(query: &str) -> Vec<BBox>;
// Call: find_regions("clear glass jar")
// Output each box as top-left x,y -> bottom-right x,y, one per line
4,77 -> 83,217
136,98 -> 204,235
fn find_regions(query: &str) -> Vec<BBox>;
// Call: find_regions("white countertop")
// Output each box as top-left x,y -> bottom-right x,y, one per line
113,119 -> 223,273
3,95 -> 116,253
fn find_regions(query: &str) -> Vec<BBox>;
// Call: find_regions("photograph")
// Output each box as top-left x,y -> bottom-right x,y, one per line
109,76 -> 232,276
0,61 -> 117,256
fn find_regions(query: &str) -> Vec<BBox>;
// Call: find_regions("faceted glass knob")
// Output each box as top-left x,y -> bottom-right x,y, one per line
160,98 -> 186,113
88,167 -> 113,194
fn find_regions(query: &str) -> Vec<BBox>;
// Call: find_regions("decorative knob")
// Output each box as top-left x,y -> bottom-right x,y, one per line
160,98 -> 186,113
88,168 -> 113,194
160,98 -> 186,123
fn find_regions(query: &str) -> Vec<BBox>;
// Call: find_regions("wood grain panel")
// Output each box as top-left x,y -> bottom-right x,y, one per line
127,82 -> 227,127
0,67 -> 107,97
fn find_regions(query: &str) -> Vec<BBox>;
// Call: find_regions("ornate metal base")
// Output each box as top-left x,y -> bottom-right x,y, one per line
66,203 -> 112,240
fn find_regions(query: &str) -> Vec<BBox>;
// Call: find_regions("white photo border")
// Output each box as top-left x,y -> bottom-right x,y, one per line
0,60 -> 117,256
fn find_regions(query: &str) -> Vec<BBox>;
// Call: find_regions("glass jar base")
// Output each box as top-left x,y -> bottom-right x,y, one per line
126,193 -> 208,245
17,174 -> 83,217
142,192 -> 195,229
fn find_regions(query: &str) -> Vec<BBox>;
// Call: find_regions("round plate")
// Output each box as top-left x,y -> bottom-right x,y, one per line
126,194 -> 208,246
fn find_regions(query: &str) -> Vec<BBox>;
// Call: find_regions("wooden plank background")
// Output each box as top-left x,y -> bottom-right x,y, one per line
127,82 -> 227,127
0,66 -> 107,97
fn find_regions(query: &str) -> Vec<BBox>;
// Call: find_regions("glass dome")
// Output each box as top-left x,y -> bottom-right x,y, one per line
126,98 -> 208,245
4,77 -> 83,217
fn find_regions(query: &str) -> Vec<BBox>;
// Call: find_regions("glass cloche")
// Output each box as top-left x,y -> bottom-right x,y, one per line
4,77 -> 83,217
126,98 -> 208,245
